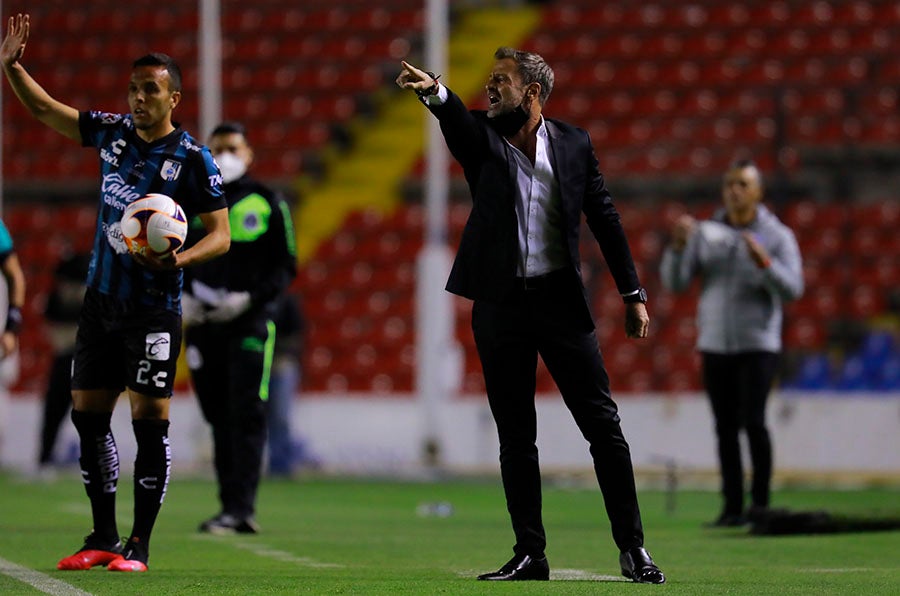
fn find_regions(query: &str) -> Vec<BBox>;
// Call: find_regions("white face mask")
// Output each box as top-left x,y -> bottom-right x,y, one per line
215,151 -> 247,184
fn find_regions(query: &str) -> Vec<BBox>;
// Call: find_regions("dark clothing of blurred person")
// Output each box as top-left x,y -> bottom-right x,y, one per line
266,291 -> 309,476
183,121 -> 297,533
660,160 -> 803,527
397,48 -> 664,584
1,15 -> 231,572
38,252 -> 90,469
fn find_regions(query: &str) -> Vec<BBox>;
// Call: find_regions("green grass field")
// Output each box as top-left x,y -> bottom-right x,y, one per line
0,471 -> 897,595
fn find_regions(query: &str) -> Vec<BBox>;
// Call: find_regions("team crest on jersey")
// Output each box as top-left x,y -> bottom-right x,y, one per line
160,159 -> 182,181
99,112 -> 122,124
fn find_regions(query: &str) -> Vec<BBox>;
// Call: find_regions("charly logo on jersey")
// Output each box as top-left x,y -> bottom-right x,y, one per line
100,138 -> 127,167
145,332 -> 171,361
161,159 -> 182,181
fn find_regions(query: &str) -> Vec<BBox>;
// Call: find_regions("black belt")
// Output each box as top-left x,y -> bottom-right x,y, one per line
515,269 -> 568,291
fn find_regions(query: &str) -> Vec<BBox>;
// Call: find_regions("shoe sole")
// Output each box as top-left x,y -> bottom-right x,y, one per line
107,557 -> 148,572
198,523 -> 259,535
199,525 -> 238,535
622,568 -> 666,584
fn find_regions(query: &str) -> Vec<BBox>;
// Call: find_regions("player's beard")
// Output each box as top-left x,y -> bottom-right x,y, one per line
488,102 -> 529,138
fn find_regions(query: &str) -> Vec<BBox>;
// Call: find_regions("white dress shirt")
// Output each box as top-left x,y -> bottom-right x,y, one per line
505,120 -> 567,277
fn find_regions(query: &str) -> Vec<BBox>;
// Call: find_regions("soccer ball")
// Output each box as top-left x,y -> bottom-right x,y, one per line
121,193 -> 188,257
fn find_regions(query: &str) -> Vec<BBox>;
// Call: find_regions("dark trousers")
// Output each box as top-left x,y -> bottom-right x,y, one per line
187,318 -> 272,518
39,350 -> 75,465
702,351 -> 780,515
472,279 -> 644,556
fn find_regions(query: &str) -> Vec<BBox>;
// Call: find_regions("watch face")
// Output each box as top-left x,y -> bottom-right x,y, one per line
624,288 -> 647,304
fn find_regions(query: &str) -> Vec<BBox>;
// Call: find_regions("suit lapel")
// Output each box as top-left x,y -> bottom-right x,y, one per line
545,120 -> 570,202
545,120 -> 562,170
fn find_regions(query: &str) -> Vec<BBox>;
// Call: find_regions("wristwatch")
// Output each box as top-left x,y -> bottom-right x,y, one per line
622,287 -> 648,304
415,71 -> 441,98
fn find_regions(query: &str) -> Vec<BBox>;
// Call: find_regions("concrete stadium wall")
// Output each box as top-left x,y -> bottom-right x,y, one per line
1,391 -> 898,484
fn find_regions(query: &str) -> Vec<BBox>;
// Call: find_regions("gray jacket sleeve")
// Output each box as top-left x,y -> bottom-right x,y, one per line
659,233 -> 699,293
760,225 -> 804,301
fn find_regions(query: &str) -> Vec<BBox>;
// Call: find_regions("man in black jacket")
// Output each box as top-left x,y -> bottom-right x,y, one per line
183,121 -> 297,534
397,48 -> 664,584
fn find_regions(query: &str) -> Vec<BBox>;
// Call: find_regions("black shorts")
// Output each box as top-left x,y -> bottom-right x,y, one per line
72,288 -> 182,398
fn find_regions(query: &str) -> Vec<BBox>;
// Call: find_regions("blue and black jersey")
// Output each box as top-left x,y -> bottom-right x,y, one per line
0,218 -> 14,261
79,111 -> 226,312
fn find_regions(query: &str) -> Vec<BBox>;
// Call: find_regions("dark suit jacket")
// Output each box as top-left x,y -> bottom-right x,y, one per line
426,88 -> 641,329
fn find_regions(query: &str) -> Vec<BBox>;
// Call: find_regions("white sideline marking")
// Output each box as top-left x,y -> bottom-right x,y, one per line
0,556 -> 93,596
553,568 -> 628,581
195,536 -> 343,568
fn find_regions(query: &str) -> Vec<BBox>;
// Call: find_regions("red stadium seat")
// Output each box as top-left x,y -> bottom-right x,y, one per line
706,4 -> 751,28
846,285 -> 887,319
794,284 -> 846,319
784,317 -> 828,350
833,2 -> 876,26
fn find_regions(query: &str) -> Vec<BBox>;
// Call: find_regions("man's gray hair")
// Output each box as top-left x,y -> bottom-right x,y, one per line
494,47 -> 554,106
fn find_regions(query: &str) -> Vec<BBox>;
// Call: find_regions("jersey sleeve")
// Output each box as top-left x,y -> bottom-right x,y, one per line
181,148 -> 227,217
0,218 -> 13,260
78,111 -> 125,148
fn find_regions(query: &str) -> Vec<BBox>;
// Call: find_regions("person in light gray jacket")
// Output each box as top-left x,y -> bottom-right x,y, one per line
660,159 -> 803,527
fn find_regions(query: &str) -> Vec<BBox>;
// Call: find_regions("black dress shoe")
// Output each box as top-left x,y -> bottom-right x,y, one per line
704,512 -> 748,528
477,554 -> 549,581
620,547 -> 665,584
746,505 -> 769,524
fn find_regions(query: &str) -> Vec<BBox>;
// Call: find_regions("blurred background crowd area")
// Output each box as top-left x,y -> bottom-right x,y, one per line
2,0 -> 898,396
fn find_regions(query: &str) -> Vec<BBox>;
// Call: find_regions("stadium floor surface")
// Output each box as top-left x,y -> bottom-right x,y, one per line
0,472 -> 897,595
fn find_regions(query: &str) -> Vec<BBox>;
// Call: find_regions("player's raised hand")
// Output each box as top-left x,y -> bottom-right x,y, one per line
396,61 -> 436,94
0,14 -> 30,70
670,214 -> 696,251
742,231 -> 771,269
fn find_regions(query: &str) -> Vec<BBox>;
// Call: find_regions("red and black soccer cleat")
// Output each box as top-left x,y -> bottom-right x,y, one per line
106,537 -> 149,572
57,533 -> 123,570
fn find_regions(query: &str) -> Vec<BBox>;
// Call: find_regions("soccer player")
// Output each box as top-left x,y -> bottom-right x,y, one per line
181,121 -> 297,534
0,14 -> 230,572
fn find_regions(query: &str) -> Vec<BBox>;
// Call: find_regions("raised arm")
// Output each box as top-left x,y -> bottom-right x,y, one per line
659,214 -> 699,293
0,14 -> 80,142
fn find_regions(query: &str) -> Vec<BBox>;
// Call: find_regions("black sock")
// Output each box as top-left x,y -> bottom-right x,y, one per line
70,410 -> 119,544
129,418 -> 171,553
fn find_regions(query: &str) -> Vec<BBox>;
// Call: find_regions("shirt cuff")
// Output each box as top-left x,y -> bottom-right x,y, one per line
422,83 -> 448,106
